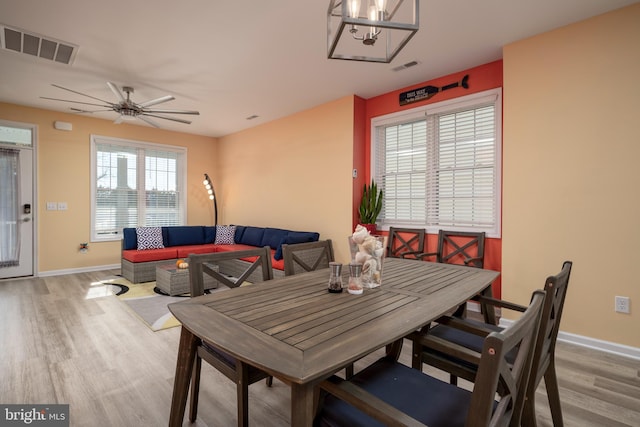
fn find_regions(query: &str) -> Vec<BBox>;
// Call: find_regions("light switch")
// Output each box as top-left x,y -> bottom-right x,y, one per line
46,202 -> 57,211
57,202 -> 68,211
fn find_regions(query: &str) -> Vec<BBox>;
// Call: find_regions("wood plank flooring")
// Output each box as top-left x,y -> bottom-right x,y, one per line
1,270 -> 638,426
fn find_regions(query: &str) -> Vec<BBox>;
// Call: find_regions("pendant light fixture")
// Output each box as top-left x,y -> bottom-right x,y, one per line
327,0 -> 419,63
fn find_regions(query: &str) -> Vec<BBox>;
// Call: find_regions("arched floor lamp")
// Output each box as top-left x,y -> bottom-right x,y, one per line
203,173 -> 218,226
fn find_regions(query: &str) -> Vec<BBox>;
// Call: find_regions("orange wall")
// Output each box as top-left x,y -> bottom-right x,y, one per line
217,96 -> 356,263
502,3 -> 640,347
362,60 -> 504,296
0,102 -> 217,273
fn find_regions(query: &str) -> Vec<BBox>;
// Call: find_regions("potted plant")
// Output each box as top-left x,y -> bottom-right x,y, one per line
358,180 -> 383,234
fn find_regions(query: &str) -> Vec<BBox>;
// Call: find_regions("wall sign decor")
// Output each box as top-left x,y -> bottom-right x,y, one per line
399,74 -> 469,106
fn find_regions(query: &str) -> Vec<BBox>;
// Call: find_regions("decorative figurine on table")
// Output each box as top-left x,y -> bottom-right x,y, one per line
349,225 -> 385,288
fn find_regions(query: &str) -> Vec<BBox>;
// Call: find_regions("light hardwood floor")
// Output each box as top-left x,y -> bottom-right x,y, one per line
1,270 -> 638,426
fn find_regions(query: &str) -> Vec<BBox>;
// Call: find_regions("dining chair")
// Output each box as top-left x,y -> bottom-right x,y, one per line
314,290 -> 546,427
411,261 -> 572,427
385,227 -> 426,260
282,239 -> 334,276
418,230 -> 486,268
187,247 -> 274,427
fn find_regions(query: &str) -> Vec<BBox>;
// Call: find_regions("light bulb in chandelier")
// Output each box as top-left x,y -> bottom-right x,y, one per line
349,0 -> 384,45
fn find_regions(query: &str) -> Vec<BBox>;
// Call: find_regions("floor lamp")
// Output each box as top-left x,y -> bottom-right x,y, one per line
203,173 -> 218,226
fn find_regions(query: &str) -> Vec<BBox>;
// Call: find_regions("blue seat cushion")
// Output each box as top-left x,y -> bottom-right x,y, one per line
165,226 -> 205,247
274,231 -> 320,260
261,228 -> 290,250
237,226 -> 265,247
122,228 -> 138,250
316,357 -> 478,427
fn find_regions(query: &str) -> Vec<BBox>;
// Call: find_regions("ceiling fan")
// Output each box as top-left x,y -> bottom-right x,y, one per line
41,82 -> 200,128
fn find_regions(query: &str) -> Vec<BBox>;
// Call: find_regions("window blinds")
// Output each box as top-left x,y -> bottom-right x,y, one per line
374,93 -> 499,235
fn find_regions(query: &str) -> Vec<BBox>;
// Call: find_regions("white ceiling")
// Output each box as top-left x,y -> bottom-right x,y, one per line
0,0 -> 636,137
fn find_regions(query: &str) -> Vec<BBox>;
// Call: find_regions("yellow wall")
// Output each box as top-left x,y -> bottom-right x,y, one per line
0,103 -> 217,273
502,4 -> 640,347
218,96 -> 356,263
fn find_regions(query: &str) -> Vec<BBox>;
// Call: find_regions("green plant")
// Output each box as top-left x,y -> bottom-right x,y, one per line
359,180 -> 383,224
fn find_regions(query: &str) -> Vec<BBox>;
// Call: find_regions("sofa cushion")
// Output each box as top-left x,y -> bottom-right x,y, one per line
214,244 -> 257,252
123,228 -> 138,250
123,247 -> 177,262
261,228 -> 289,250
176,244 -> 218,258
166,226 -> 205,247
238,249 -> 284,271
274,231 -> 321,260
136,227 -> 165,250
234,225 -> 246,242
215,225 -> 237,244
204,226 -> 217,244
238,226 -> 265,247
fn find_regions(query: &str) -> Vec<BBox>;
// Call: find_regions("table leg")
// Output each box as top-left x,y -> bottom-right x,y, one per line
290,382 -> 316,427
169,326 -> 198,427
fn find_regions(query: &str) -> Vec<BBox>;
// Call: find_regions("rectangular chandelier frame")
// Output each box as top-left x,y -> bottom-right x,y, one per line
327,0 -> 419,63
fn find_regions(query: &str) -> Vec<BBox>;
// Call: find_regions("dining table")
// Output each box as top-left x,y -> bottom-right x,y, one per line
167,257 -> 499,426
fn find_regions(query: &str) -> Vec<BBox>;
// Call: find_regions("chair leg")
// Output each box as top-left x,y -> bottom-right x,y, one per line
237,361 -> 250,427
266,376 -> 273,387
189,355 -> 202,422
544,362 -> 564,427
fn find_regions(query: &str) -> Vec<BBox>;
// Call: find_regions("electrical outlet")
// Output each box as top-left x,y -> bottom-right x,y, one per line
615,296 -> 630,314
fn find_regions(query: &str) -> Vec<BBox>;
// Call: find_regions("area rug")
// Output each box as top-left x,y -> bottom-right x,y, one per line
93,275 -> 229,331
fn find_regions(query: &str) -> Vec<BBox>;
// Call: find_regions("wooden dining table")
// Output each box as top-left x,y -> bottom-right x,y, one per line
167,257 -> 499,426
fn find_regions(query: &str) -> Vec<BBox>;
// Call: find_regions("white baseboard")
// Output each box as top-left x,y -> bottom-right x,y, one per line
37,264 -> 120,277
498,317 -> 640,361
467,301 -> 640,360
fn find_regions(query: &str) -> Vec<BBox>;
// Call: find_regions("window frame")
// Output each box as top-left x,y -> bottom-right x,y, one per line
371,88 -> 502,238
90,134 -> 187,242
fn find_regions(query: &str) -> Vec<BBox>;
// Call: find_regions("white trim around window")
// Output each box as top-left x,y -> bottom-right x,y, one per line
371,88 -> 502,238
90,135 -> 187,242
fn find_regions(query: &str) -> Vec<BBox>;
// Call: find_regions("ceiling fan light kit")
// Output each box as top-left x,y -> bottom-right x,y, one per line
41,82 -> 200,128
327,0 -> 419,63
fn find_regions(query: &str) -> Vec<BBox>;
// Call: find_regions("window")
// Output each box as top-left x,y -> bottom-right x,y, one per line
91,135 -> 186,241
372,89 -> 501,237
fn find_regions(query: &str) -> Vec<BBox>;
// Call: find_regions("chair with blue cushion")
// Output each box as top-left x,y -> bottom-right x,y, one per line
187,247 -> 274,427
410,261 -> 572,427
314,289 -> 546,427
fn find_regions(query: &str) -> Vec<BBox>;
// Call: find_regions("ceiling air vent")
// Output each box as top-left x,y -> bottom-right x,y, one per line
392,60 -> 419,72
1,24 -> 78,65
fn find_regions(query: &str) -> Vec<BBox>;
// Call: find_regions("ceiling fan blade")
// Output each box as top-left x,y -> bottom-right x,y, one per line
138,95 -> 175,108
50,83 -> 114,105
136,115 -> 161,128
142,113 -> 192,124
40,97 -> 112,108
142,109 -> 200,115
107,82 -> 126,103
70,107 -> 114,113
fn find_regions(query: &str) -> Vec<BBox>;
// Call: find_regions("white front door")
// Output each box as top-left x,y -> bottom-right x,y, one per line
0,124 -> 35,279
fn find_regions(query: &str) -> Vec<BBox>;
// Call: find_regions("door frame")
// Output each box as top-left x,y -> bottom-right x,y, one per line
0,119 -> 37,279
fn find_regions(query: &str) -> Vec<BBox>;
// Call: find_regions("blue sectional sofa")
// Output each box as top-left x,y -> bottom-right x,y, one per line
121,225 -> 320,283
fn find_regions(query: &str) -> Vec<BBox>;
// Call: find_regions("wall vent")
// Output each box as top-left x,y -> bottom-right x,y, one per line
1,24 -> 78,65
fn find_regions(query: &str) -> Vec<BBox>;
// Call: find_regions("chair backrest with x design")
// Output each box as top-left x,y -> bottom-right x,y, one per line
386,227 -> 426,259
282,240 -> 334,276
437,230 -> 486,268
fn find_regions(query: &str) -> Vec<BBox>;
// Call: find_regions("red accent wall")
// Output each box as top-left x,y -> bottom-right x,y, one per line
362,60 -> 503,297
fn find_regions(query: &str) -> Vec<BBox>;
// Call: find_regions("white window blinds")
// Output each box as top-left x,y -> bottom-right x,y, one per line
373,89 -> 501,237
91,136 -> 186,241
